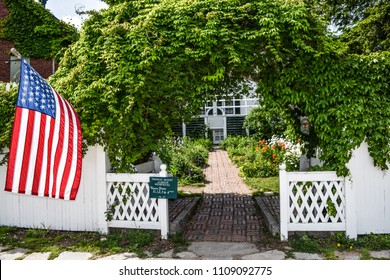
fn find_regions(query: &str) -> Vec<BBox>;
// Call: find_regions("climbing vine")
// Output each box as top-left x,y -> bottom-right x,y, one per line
0,0 -> 388,177
0,0 -> 78,59
257,52 -> 390,176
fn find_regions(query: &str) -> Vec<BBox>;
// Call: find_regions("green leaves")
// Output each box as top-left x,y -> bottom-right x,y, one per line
46,0 -> 325,171
1,0 -> 78,59
260,51 -> 390,176
43,0 -> 389,175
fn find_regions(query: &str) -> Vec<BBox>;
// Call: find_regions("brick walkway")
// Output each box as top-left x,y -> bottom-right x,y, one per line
183,149 -> 263,242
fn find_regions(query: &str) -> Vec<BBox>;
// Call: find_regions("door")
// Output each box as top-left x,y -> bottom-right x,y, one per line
212,129 -> 225,144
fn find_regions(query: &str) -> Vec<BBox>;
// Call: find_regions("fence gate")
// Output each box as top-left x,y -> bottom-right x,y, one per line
106,166 -> 169,239
279,164 -> 357,241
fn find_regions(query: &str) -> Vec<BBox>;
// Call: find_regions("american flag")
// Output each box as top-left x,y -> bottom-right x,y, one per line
5,58 -> 82,200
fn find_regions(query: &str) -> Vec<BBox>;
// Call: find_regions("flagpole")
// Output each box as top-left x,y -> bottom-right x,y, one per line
10,48 -> 22,59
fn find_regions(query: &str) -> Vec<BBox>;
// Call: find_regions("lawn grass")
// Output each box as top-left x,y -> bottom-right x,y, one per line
244,176 -> 279,195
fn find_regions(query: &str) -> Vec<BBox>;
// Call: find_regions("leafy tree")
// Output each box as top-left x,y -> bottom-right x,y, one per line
0,84 -> 17,165
342,2 -> 390,54
307,0 -> 381,29
258,52 -> 390,175
308,0 -> 390,54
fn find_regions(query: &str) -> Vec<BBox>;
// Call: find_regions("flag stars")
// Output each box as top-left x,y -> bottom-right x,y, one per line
17,61 -> 57,118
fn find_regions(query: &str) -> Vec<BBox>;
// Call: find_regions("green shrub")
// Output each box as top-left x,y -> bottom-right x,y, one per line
169,152 -> 205,184
291,234 -> 321,253
220,135 -> 256,151
240,159 -> 278,178
243,106 -> 288,140
185,144 -> 209,168
156,137 -> 210,185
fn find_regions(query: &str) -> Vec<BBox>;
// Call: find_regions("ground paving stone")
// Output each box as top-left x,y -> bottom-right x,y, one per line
334,250 -> 361,260
370,250 -> 390,259
23,252 -> 51,260
188,241 -> 259,258
157,249 -> 174,258
0,248 -> 29,260
175,251 -> 199,259
54,251 -> 93,260
293,252 -> 324,260
241,250 -> 286,260
96,252 -> 139,260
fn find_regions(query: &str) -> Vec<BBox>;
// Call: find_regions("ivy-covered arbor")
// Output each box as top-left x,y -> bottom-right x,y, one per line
0,0 -> 389,175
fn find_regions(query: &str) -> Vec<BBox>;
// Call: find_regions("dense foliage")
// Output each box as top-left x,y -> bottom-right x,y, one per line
0,0 -> 78,59
342,2 -> 390,54
157,137 -> 212,185
258,52 -> 390,175
243,106 -> 288,140
50,0 -> 324,171
0,0 -> 388,176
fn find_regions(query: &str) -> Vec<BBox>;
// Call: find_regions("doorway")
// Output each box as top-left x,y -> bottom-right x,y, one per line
212,129 -> 225,144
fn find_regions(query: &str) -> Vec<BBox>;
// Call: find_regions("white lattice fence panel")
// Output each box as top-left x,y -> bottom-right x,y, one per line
289,180 -> 346,225
279,168 -> 356,240
106,173 -> 161,230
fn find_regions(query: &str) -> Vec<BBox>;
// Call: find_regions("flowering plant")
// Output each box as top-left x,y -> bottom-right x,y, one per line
257,136 -> 302,172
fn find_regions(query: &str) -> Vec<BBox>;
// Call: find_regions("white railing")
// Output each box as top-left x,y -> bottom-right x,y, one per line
279,164 -> 357,241
106,165 -> 169,239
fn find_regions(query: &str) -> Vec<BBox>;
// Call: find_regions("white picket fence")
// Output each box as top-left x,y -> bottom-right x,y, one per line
0,146 -> 170,238
279,142 -> 390,240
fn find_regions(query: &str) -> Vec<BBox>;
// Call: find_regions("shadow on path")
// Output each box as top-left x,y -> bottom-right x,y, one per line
183,149 -> 266,242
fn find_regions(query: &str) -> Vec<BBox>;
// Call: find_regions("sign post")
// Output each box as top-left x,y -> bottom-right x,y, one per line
153,164 -> 178,239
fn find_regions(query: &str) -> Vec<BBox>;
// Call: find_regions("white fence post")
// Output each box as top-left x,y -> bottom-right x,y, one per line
158,164 -> 169,239
345,176 -> 357,239
279,163 -> 288,241
96,146 -> 109,234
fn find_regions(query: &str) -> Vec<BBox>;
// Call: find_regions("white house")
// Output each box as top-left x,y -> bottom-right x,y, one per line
173,92 -> 259,144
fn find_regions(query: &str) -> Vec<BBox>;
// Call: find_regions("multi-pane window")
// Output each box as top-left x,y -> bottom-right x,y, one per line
201,95 -> 258,116
10,56 -> 30,83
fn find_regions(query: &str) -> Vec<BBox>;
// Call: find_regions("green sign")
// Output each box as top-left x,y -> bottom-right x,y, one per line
149,177 -> 178,199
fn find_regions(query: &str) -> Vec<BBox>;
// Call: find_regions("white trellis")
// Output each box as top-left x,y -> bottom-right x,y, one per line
106,165 -> 169,239
279,164 -> 357,241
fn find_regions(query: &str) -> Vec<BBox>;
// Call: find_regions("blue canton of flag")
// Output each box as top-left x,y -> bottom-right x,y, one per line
17,61 -> 56,118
